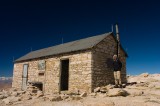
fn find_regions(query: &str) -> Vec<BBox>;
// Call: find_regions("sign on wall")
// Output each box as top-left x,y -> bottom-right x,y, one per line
38,60 -> 45,70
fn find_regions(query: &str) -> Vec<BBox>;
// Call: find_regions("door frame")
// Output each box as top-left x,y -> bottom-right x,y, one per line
59,58 -> 69,93
22,64 -> 28,90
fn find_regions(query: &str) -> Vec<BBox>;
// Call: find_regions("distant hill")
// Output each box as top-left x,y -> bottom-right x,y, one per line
0,77 -> 12,90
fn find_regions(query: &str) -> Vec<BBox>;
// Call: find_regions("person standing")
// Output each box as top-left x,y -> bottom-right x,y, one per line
113,54 -> 122,88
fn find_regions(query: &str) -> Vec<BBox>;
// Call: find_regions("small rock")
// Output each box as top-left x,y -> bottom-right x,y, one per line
9,88 -> 17,92
60,94 -> 69,100
107,88 -> 128,97
89,93 -> 97,97
140,73 -> 149,77
36,91 -> 43,98
22,94 -> 32,100
0,95 -> 5,99
2,98 -> 10,105
11,92 -> 18,96
70,96 -> 82,100
94,87 -> 100,93
2,90 -> 10,97
122,84 -> 126,88
148,84 -> 155,88
11,96 -> 21,102
80,92 -> 87,97
17,91 -> 26,95
48,95 -> 62,101
0,92 -> 3,95
136,82 -> 148,87
100,87 -> 108,93
2,96 -> 21,105
141,73 -> 149,77
3,93 -> 9,98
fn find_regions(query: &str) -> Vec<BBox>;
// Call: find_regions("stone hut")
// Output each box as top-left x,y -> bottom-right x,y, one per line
12,32 -> 128,94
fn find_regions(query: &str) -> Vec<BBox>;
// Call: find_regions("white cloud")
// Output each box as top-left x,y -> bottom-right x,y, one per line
0,77 -> 12,81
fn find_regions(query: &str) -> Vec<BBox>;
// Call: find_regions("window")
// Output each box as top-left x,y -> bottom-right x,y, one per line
38,60 -> 45,70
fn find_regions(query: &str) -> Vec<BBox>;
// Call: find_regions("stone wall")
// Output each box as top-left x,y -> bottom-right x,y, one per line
91,34 -> 127,91
12,60 -> 46,90
12,50 -> 92,94
12,63 -> 24,89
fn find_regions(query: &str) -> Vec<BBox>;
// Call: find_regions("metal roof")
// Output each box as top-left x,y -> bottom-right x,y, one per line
15,32 -> 127,62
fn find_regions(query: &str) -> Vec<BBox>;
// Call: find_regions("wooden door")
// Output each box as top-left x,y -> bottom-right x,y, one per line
22,64 -> 28,90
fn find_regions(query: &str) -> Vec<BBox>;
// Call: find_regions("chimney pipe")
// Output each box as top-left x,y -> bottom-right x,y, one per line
115,23 -> 120,57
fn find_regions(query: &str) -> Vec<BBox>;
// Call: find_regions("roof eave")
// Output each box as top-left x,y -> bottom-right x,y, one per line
14,48 -> 92,63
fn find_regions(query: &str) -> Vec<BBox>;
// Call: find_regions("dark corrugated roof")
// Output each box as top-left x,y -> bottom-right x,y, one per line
15,32 -> 113,62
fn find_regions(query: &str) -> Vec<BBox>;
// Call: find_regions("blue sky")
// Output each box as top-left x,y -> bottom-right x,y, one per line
0,0 -> 160,76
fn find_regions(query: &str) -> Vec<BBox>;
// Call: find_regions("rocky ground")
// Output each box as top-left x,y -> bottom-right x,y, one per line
0,73 -> 160,106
